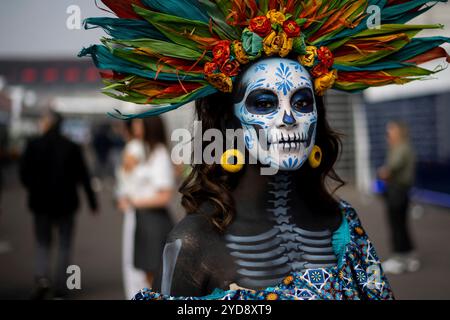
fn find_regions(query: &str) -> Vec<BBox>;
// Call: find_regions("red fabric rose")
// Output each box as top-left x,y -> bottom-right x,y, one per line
249,16 -> 272,37
317,46 -> 334,68
311,63 -> 329,78
220,59 -> 240,77
282,20 -> 301,38
212,40 -> 231,65
204,62 -> 218,75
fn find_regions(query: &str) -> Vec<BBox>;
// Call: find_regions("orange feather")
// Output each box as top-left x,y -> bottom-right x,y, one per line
405,47 -> 450,65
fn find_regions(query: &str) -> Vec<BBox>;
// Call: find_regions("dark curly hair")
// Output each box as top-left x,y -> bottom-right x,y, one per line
180,62 -> 345,232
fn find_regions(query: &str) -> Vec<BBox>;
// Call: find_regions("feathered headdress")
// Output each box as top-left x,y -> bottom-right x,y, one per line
79,0 -> 450,118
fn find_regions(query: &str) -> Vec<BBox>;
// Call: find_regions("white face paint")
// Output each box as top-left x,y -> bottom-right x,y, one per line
234,58 -> 317,171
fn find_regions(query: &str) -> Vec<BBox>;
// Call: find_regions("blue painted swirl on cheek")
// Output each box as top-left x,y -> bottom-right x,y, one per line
244,134 -> 254,149
237,103 -> 267,127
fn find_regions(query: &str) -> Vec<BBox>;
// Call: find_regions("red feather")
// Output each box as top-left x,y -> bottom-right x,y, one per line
285,0 -> 298,13
338,71 -> 406,85
245,0 -> 259,17
100,0 -> 145,19
387,0 -> 412,5
159,57 -> 204,73
269,0 -> 279,10
405,47 -> 450,65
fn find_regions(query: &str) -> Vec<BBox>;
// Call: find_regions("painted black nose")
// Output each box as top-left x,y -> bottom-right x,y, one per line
282,110 -> 296,125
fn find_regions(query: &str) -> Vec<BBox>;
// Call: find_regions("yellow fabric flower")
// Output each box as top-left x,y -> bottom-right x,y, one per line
266,9 -> 286,25
355,227 -> 364,236
205,73 -> 233,93
266,293 -> 278,300
233,41 -> 250,64
263,30 -> 293,57
283,275 -> 294,285
314,69 -> 338,96
280,34 -> 293,58
263,30 -> 277,56
298,46 -> 317,67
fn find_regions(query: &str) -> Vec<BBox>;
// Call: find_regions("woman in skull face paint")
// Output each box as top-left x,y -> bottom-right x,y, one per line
81,0 -> 449,301
145,57 -> 394,300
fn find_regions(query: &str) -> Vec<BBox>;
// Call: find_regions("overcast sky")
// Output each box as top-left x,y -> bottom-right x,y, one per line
0,0 -> 113,59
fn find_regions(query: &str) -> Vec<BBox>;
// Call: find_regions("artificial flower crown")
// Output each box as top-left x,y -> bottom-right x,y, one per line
80,0 -> 450,118
204,9 -> 338,96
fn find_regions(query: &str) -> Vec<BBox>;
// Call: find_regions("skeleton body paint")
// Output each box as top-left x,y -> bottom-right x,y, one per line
225,172 -> 337,288
234,58 -> 317,171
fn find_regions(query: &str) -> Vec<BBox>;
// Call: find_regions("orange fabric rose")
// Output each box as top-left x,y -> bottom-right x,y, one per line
220,59 -> 240,77
282,20 -> 301,38
311,63 -> 329,78
212,40 -> 231,65
204,62 -> 218,75
317,46 -> 334,68
249,16 -> 272,37
314,69 -> 338,96
205,73 -> 233,93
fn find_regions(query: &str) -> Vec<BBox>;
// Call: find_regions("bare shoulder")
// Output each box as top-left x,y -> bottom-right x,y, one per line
166,213 -> 219,249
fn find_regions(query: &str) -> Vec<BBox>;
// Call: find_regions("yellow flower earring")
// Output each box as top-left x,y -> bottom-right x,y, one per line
308,145 -> 322,169
220,149 -> 244,173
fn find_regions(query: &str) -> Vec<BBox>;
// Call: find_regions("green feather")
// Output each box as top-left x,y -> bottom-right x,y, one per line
104,38 -> 210,61
109,47 -> 205,79
198,0 -> 241,39
133,5 -> 215,51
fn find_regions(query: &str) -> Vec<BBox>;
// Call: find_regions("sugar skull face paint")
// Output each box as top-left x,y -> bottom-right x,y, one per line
234,58 -> 317,171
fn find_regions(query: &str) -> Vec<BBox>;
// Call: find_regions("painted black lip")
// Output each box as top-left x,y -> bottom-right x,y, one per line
268,139 -> 305,146
279,137 -> 302,143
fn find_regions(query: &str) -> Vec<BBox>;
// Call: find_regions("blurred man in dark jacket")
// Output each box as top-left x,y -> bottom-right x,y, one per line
20,110 -> 98,299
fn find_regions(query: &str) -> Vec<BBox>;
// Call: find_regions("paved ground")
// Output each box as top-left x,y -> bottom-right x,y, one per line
1,163 -> 449,300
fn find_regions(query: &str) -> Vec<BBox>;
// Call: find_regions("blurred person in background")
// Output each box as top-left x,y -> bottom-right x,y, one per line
0,124 -> 11,255
116,119 -> 147,299
19,110 -> 98,299
378,120 -> 419,274
92,122 -> 127,179
92,123 -> 114,181
108,122 -> 127,175
116,117 -> 174,298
